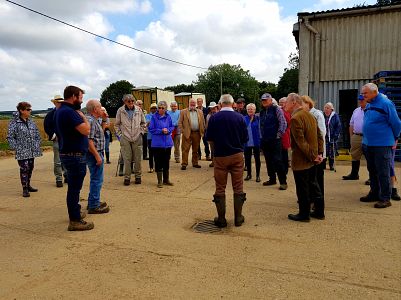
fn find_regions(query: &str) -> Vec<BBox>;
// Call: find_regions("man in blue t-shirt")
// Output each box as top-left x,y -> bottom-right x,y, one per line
55,85 -> 94,231
206,94 -> 248,228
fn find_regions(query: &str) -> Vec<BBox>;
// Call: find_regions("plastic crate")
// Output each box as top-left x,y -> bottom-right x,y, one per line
374,70 -> 401,79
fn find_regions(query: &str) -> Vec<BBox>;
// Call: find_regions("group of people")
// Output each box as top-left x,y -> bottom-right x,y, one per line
6,82 -> 400,231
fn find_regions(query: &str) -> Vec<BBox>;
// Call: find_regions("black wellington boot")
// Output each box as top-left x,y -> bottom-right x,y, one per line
157,172 -> 163,188
343,160 -> 360,180
234,193 -> 246,227
212,195 -> 227,228
163,170 -> 173,186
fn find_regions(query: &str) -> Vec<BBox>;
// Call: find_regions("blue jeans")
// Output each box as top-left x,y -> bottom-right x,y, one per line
60,154 -> 87,221
363,145 -> 392,201
86,152 -> 104,209
104,133 -> 110,155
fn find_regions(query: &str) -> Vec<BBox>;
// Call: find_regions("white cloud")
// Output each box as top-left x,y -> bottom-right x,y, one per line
0,0 -> 296,110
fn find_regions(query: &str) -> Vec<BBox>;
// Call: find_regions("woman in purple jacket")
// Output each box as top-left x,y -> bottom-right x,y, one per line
149,101 -> 175,188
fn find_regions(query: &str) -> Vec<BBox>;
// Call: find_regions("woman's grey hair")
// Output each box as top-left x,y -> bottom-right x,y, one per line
287,93 -> 302,105
246,103 -> 256,110
363,83 -> 378,92
324,102 -> 334,110
219,94 -> 234,105
158,100 -> 167,108
122,94 -> 134,102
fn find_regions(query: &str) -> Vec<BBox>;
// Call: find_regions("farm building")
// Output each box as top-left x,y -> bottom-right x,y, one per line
131,86 -> 175,112
293,3 -> 401,147
174,92 -> 206,110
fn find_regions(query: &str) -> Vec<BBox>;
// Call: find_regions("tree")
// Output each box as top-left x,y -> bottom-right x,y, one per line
164,83 -> 196,94
275,52 -> 299,99
194,64 -> 259,105
100,80 -> 134,117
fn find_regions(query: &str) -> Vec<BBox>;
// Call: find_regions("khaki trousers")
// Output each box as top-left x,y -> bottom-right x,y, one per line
350,134 -> 363,161
120,136 -> 142,179
173,133 -> 181,161
181,131 -> 201,166
214,152 -> 244,196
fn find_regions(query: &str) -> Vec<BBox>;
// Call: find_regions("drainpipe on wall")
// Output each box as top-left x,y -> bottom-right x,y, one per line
304,19 -> 321,105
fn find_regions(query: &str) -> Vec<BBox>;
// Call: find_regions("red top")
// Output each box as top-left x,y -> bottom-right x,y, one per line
281,110 -> 291,149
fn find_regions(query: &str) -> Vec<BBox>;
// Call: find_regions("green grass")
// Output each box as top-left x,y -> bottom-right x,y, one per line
0,140 -> 53,151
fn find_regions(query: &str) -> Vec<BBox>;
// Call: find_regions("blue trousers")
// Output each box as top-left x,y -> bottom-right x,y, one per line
87,152 -> 104,209
60,154 -> 87,221
363,145 -> 392,201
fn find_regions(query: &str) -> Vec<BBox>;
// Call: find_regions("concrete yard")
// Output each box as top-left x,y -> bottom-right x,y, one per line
0,142 -> 400,299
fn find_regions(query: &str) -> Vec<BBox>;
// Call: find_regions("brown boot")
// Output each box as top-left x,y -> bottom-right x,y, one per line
212,195 -> 227,228
234,193 -> 246,227
68,220 -> 94,231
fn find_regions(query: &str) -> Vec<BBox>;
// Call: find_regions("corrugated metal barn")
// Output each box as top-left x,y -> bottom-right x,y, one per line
293,3 -> 401,147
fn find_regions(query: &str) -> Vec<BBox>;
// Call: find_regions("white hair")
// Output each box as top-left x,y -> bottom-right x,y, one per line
324,102 -> 334,110
122,94 -> 134,102
279,97 -> 287,103
219,94 -> 234,105
363,83 -> 378,92
170,101 -> 178,106
246,103 -> 256,110
86,99 -> 101,113
272,98 -> 278,106
136,99 -> 143,105
158,100 -> 167,108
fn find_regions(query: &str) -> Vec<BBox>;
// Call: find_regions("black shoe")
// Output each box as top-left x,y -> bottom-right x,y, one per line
310,211 -> 325,220
256,177 -> 261,183
124,178 -> 130,186
143,157 -> 149,160
374,201 -> 392,208
360,193 -> 377,202
106,160 -> 111,164
64,178 -> 68,184
193,165 -> 201,168
288,213 -> 310,222
28,186 -> 38,192
391,188 -> 401,201
330,167 -> 335,171
135,178 -> 141,184
365,179 -> 370,185
244,175 -> 252,181
56,181 -> 63,188
181,166 -> 187,170
342,174 -> 359,180
214,217 -> 227,228
263,180 -> 276,186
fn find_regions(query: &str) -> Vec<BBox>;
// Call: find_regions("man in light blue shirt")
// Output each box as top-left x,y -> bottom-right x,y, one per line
168,101 -> 181,163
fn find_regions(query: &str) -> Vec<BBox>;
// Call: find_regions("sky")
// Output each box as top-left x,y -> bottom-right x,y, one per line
0,0 -> 376,111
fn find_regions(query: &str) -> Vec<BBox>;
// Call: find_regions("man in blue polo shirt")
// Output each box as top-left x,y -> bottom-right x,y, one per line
360,83 -> 401,208
55,85 -> 94,231
206,94 -> 248,228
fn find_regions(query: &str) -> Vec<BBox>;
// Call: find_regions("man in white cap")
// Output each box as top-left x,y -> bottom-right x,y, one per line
44,95 -> 67,187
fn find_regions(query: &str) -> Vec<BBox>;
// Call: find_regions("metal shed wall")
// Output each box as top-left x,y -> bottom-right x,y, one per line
298,5 -> 401,107
312,11 -> 401,82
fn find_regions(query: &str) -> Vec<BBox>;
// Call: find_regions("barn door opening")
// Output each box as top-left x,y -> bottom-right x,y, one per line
338,89 -> 358,149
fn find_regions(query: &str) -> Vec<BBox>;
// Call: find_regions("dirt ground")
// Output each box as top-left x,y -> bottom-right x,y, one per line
0,142 -> 400,299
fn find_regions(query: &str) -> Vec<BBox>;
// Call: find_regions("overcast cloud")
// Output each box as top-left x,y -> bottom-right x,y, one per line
0,0 -> 369,110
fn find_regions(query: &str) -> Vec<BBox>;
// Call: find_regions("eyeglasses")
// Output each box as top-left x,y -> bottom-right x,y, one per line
25,108 -> 32,111
126,100 -> 134,103
158,107 -> 165,110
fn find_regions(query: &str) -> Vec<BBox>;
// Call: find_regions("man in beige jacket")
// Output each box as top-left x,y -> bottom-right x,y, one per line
115,94 -> 146,185
178,98 -> 205,170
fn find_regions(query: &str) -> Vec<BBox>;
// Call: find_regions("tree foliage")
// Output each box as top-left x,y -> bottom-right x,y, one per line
275,52 -> 299,99
164,83 -> 196,94
100,80 -> 134,117
194,64 -> 259,105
